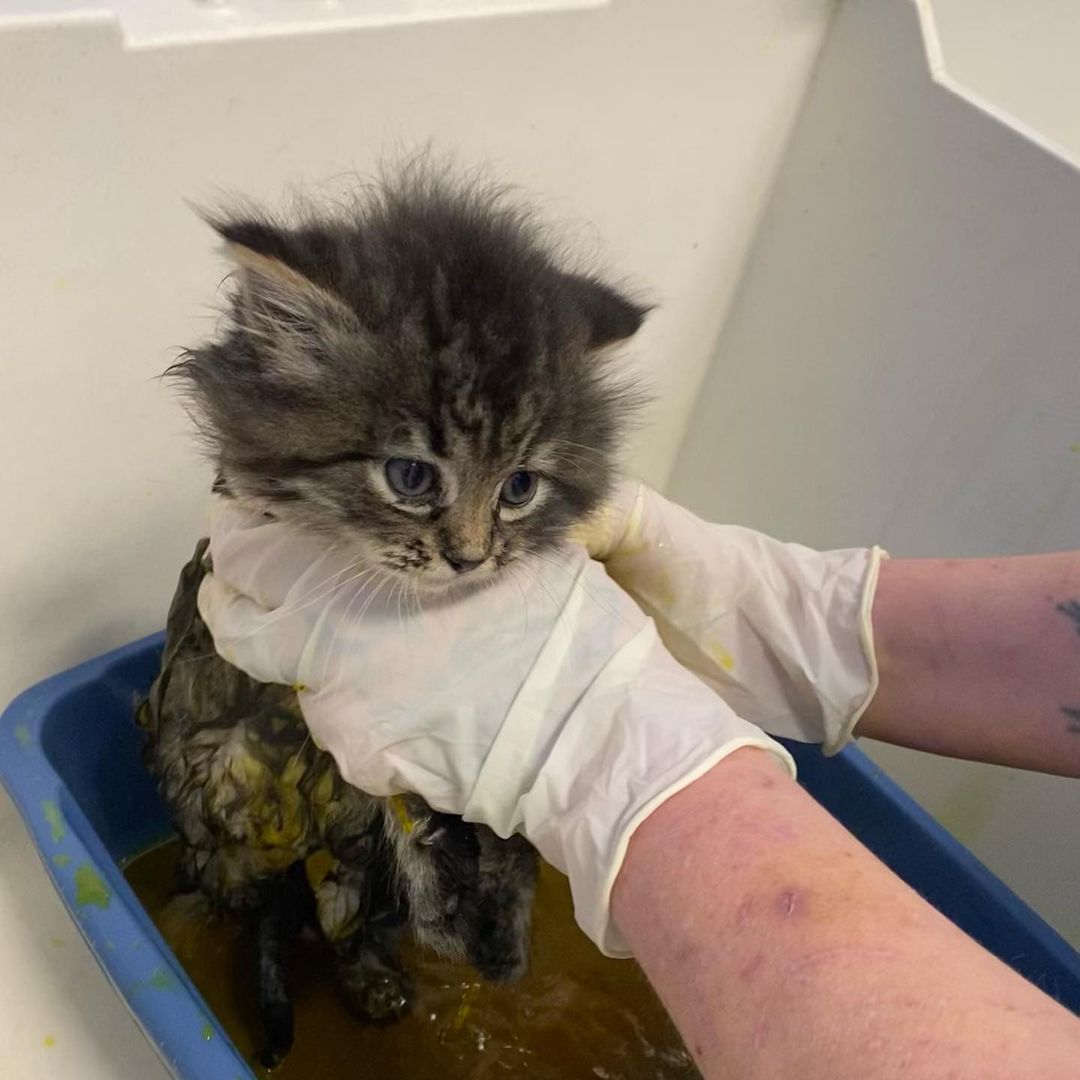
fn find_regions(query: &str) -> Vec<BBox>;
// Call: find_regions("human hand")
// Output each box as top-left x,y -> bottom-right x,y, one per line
197,499 -> 794,954
575,481 -> 886,752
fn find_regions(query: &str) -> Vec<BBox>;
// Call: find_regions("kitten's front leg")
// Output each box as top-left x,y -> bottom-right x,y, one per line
316,855 -> 413,1023
467,828 -> 538,983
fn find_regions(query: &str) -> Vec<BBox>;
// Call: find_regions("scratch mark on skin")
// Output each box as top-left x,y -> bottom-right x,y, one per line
739,953 -> 764,982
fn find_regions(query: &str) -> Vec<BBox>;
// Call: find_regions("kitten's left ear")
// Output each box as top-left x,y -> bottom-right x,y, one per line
562,273 -> 651,349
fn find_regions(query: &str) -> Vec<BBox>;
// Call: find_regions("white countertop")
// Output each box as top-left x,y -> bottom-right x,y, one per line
0,788 -> 170,1080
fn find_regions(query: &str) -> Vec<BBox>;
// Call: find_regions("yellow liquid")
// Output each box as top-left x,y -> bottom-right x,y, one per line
125,840 -> 697,1079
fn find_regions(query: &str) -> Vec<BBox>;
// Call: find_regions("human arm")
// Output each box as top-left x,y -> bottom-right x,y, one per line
614,745 -> 1080,1080
583,482 -> 1080,775
861,553 -> 1080,777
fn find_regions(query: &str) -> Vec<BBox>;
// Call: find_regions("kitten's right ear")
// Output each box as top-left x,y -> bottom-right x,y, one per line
207,217 -> 361,380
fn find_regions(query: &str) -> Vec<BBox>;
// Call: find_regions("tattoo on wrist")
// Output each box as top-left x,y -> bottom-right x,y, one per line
1056,601 -> 1080,734
1058,600 -> 1080,636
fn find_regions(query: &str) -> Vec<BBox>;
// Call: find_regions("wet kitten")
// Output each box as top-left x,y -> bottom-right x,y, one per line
139,169 -> 647,1065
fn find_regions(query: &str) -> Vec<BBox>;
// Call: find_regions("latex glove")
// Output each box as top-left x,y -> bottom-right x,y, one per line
574,482 -> 886,753
198,500 -> 795,955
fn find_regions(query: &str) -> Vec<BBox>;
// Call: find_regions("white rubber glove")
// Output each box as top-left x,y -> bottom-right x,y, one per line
197,500 -> 795,956
575,482 -> 886,754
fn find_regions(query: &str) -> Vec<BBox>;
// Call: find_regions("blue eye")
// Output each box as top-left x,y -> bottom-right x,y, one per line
500,470 -> 538,508
385,458 -> 436,498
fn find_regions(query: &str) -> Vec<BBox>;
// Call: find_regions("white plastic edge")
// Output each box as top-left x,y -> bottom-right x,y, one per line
912,0 -> 1080,175
0,0 -> 607,50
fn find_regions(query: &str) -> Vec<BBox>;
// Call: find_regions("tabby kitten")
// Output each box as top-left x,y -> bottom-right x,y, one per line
138,170 -> 646,1066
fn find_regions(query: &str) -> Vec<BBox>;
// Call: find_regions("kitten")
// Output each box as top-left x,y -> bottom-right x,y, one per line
138,168 -> 647,1065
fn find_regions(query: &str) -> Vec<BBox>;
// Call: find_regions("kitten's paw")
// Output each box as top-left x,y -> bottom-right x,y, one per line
470,943 -> 530,984
337,963 -> 413,1024
257,1001 -> 294,1069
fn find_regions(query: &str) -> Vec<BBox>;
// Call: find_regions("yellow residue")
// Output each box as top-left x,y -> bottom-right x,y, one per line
451,983 -> 480,1031
74,865 -> 110,909
43,1035 -> 56,1048
569,505 -> 646,560
311,768 -> 334,809
389,795 -> 415,834
42,800 -> 65,843
292,682 -> 308,693
706,642 -> 736,672
305,849 -> 334,890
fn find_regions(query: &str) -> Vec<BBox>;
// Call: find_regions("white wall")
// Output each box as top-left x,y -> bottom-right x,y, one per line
0,0 -> 834,712
669,0 -> 1080,944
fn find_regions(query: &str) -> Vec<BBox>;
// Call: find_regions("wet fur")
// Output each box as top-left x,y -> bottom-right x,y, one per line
140,170 -> 646,1063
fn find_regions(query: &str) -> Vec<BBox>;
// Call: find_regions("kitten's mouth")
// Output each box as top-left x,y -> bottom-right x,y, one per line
386,563 -> 500,597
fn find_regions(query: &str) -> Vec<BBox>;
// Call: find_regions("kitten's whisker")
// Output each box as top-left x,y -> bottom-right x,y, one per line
543,439 -> 606,458
245,564 -> 380,641
543,446 -> 603,466
325,571 -> 395,682
523,547 -> 638,631
273,550 -> 356,610
514,558 -> 563,621
169,563 -> 381,671
357,570 -> 394,623
393,578 -> 407,634
318,570 -> 378,688
512,560 -> 578,652
545,455 -> 591,478
408,578 -> 422,621
505,563 -> 531,640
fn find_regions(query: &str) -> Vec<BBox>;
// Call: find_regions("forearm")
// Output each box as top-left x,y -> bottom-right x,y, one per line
860,553 -> 1080,776
613,747 -> 1080,1080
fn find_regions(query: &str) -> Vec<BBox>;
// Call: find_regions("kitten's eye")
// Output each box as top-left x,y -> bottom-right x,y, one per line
385,458 -> 436,498
500,470 -> 538,508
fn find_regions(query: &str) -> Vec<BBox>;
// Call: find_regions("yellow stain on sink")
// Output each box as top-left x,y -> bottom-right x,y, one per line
74,864 -> 110,909
42,801 -> 65,843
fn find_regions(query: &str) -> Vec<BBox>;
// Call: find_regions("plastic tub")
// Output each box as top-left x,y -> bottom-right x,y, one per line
1,635 -> 1078,1077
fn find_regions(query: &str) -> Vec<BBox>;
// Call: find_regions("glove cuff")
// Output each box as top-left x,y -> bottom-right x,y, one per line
823,544 -> 888,755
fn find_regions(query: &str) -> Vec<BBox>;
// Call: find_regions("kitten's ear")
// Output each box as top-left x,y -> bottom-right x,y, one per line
211,218 -> 361,380
562,273 -> 650,349
222,239 -> 360,335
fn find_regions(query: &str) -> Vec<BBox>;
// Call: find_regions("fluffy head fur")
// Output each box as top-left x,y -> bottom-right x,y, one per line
171,172 -> 647,589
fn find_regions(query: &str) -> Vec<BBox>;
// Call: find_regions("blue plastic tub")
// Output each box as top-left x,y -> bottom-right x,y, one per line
1,635 -> 1078,1078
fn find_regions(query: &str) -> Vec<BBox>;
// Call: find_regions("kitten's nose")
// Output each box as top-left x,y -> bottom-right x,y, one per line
443,553 -> 484,574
